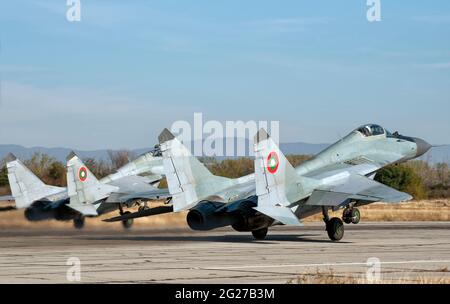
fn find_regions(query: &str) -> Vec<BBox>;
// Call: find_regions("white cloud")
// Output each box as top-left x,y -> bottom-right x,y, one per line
0,65 -> 53,72
248,17 -> 330,33
412,15 -> 450,24
413,62 -> 450,70
0,81 -> 187,150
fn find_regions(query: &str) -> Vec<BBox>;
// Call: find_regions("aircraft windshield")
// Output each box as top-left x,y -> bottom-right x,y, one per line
356,124 -> 385,137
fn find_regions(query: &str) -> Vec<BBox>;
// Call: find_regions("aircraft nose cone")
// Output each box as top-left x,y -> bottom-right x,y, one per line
413,138 -> 432,157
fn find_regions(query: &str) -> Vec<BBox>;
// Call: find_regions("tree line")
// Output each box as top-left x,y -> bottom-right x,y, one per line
0,151 -> 134,195
1,152 -> 449,200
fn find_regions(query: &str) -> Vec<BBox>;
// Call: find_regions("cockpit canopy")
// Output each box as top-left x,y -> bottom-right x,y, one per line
355,124 -> 386,137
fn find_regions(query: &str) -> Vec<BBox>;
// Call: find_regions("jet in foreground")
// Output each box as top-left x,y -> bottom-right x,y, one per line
2,151 -> 165,229
152,125 -> 431,241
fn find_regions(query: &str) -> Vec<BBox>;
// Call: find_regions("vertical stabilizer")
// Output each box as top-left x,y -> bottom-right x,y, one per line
158,129 -> 234,212
6,154 -> 64,209
253,129 -> 302,226
66,152 -> 118,215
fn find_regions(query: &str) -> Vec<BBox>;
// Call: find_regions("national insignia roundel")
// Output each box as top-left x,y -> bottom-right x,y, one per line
266,151 -> 279,174
78,166 -> 88,182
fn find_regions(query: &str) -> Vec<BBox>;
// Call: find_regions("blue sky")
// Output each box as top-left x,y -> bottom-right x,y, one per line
0,0 -> 449,149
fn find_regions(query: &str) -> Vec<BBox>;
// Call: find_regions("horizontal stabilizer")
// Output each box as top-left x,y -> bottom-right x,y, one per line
67,203 -> 98,216
254,205 -> 302,226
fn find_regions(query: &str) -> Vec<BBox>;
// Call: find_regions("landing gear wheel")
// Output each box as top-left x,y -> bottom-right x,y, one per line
121,211 -> 134,229
73,217 -> 85,229
252,228 -> 268,240
326,217 -> 344,241
343,209 -> 353,224
351,208 -> 360,224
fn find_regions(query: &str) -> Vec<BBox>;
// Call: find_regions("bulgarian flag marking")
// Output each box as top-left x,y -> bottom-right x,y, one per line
266,151 -> 279,174
78,166 -> 88,182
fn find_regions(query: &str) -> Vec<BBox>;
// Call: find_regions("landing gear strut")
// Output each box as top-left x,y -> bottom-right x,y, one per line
343,207 -> 361,224
252,228 -> 268,240
73,216 -> 85,229
322,207 -> 344,241
138,202 -> 150,212
118,204 -> 134,229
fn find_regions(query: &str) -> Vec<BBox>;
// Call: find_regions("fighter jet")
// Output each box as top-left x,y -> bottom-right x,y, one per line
251,126 -> 431,240
66,152 -> 170,228
151,125 -> 431,241
2,151 -> 165,229
104,129 -> 256,224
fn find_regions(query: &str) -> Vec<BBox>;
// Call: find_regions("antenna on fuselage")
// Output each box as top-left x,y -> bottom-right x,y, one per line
336,131 -> 344,143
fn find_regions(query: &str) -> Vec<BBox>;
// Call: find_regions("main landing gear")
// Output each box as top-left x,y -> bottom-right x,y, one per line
73,216 -> 85,229
343,207 -> 361,225
252,227 -> 268,240
118,204 -> 134,229
322,207 -> 344,241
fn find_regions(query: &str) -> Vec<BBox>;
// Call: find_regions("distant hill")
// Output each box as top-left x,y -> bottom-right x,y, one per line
0,142 -> 448,164
0,144 -> 116,163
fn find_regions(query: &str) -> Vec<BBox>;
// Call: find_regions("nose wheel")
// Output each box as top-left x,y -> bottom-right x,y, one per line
343,207 -> 360,224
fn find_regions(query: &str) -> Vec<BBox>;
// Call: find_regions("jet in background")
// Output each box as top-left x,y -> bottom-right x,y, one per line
66,152 -> 170,228
1,150 -> 165,229
148,125 -> 431,241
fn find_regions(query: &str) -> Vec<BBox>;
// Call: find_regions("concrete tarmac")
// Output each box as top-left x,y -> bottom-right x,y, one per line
0,222 -> 449,283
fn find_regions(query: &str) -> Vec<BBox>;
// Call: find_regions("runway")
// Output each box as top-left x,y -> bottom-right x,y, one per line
0,222 -> 449,283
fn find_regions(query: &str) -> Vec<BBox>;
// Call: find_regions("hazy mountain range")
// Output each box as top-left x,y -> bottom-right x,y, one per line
0,141 -> 448,164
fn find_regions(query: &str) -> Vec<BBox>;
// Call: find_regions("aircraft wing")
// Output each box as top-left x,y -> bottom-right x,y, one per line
306,173 -> 413,207
103,205 -> 174,222
105,188 -> 171,204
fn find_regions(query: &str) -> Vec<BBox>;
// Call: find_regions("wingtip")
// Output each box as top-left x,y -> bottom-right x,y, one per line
4,153 -> 17,162
254,128 -> 270,144
158,128 -> 175,144
66,151 -> 78,161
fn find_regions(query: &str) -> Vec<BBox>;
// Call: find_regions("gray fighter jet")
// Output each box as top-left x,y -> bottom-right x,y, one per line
66,152 -> 170,228
2,151 -> 165,229
156,125 -> 431,241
